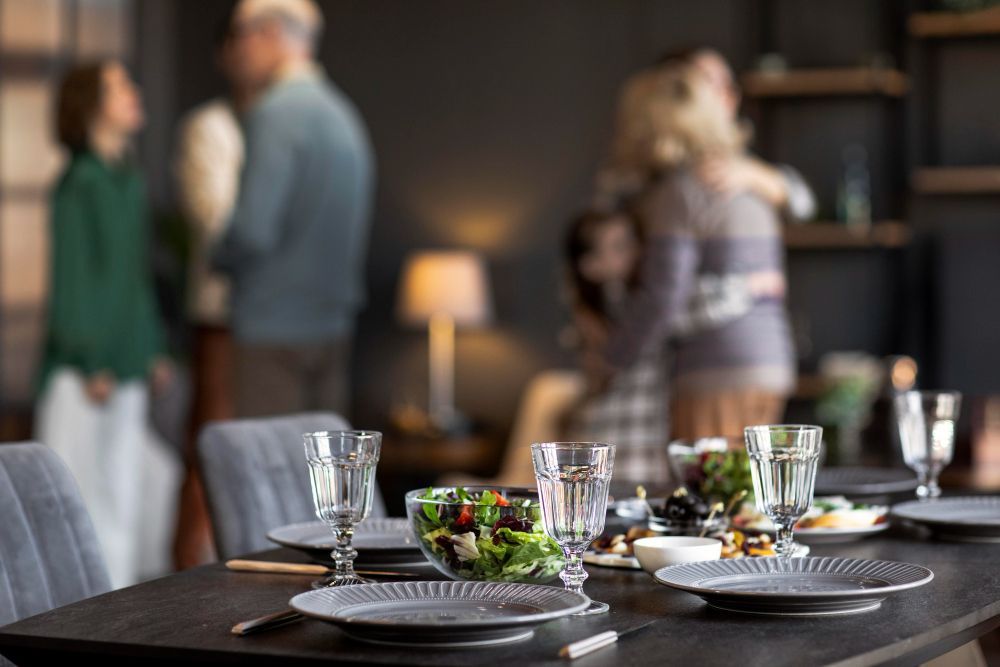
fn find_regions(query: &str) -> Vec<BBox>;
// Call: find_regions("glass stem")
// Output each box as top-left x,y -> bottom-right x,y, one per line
560,550 -> 588,598
774,520 -> 796,558
916,468 -> 941,501
330,524 -> 358,578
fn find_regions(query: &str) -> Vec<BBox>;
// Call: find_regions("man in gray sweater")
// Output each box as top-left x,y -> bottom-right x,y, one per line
214,0 -> 374,417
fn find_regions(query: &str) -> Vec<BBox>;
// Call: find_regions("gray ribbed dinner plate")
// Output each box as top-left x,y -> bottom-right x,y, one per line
891,496 -> 1000,542
268,518 -> 427,566
654,557 -> 933,616
814,467 -> 919,496
290,581 -> 589,647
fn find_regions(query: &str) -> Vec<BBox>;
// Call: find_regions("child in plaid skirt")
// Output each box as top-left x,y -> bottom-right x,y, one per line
562,210 -> 777,487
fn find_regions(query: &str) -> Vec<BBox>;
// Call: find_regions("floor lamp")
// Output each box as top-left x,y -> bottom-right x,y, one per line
397,251 -> 493,432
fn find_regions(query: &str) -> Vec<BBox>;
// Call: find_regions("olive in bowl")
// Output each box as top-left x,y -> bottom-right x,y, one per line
649,489 -> 725,535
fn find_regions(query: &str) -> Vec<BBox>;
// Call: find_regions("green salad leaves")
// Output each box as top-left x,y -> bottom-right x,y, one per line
411,487 -> 564,583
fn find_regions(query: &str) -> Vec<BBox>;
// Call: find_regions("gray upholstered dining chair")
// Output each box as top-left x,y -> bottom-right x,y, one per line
0,442 -> 112,630
198,412 -> 387,559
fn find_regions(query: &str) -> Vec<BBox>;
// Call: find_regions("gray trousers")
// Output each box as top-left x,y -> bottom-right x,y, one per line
234,338 -> 351,418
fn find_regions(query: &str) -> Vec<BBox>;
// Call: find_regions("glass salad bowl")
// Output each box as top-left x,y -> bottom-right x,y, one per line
405,486 -> 564,583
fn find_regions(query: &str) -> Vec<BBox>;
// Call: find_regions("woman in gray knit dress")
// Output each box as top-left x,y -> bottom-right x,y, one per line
599,56 -> 797,440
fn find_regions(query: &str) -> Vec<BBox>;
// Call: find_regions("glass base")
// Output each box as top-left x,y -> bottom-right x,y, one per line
774,541 -> 799,558
916,483 -> 942,501
312,573 -> 374,589
775,542 -> 810,558
573,599 -> 609,615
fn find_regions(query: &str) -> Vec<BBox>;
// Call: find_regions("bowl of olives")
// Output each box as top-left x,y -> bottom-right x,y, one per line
648,488 -> 726,535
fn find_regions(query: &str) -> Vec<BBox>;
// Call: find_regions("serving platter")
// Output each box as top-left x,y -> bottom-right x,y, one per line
583,551 -> 641,569
795,522 -> 890,544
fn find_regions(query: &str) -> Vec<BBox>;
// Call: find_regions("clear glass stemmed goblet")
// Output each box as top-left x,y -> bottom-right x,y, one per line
895,390 -> 961,501
303,430 -> 382,587
531,442 -> 615,615
744,425 -> 822,558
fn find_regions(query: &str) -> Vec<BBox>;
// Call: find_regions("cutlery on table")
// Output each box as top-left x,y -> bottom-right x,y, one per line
559,621 -> 656,659
231,609 -> 303,636
225,559 -> 420,577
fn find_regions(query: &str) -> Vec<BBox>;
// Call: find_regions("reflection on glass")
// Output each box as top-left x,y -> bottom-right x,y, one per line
0,303 -> 45,403
0,201 -> 48,306
76,0 -> 129,58
0,81 -> 65,189
0,202 -> 48,403
0,0 -> 63,53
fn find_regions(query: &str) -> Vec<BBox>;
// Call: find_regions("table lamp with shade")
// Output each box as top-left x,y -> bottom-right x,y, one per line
396,250 -> 493,432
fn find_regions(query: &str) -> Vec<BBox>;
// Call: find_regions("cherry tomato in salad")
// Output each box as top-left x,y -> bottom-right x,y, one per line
492,491 -> 510,507
455,504 -> 475,529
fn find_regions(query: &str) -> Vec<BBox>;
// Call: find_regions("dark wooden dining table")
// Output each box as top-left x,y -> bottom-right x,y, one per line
1,524 -> 999,667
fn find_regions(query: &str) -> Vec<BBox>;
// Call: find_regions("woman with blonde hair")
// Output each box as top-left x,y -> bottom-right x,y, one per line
597,58 -> 797,439
596,48 -> 815,221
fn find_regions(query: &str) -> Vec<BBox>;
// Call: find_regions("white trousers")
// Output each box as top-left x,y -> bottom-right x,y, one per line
35,368 -> 181,589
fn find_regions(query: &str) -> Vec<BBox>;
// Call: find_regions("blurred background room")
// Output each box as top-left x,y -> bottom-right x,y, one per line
1,0 -> 1000,587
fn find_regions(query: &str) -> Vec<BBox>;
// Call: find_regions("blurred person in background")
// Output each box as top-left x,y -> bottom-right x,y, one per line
596,58 -> 796,439
213,0 -> 375,418
171,18 -> 261,570
563,209 -> 784,486
36,61 -> 177,589
596,47 -> 815,224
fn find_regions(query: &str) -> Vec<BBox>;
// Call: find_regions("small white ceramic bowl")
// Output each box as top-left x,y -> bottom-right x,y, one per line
632,536 -> 722,574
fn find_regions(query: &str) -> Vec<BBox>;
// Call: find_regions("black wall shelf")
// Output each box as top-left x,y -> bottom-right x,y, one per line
742,67 -> 909,98
909,7 -> 1000,38
784,221 -> 911,249
912,166 -> 1000,194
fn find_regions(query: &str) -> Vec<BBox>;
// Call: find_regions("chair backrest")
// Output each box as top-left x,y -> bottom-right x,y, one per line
0,442 -> 111,627
197,413 -> 387,559
494,370 -> 585,486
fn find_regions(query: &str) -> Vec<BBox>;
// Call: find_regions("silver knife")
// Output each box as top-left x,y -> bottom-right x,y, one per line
559,620 -> 656,659
232,609 -> 303,636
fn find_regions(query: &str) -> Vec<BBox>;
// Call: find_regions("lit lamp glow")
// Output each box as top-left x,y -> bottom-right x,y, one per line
397,251 -> 493,430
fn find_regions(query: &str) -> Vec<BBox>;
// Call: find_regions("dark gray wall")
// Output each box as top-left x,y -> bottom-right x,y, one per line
152,0 -> 758,437
139,0 -> 1000,444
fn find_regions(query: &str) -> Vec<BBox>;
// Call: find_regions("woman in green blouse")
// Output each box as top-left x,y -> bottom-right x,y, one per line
35,60 -> 170,589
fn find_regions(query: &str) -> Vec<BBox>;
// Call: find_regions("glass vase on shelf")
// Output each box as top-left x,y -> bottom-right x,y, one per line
837,143 -> 871,234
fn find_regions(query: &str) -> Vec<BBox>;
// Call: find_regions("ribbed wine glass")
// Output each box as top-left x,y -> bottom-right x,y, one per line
895,391 -> 961,501
744,425 -> 822,558
303,430 -> 381,587
531,442 -> 615,615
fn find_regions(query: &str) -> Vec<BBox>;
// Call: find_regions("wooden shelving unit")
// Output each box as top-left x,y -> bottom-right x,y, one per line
741,67 -> 908,98
741,7 -> 914,404
783,221 -> 911,249
909,7 -> 1000,38
912,166 -> 1000,194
